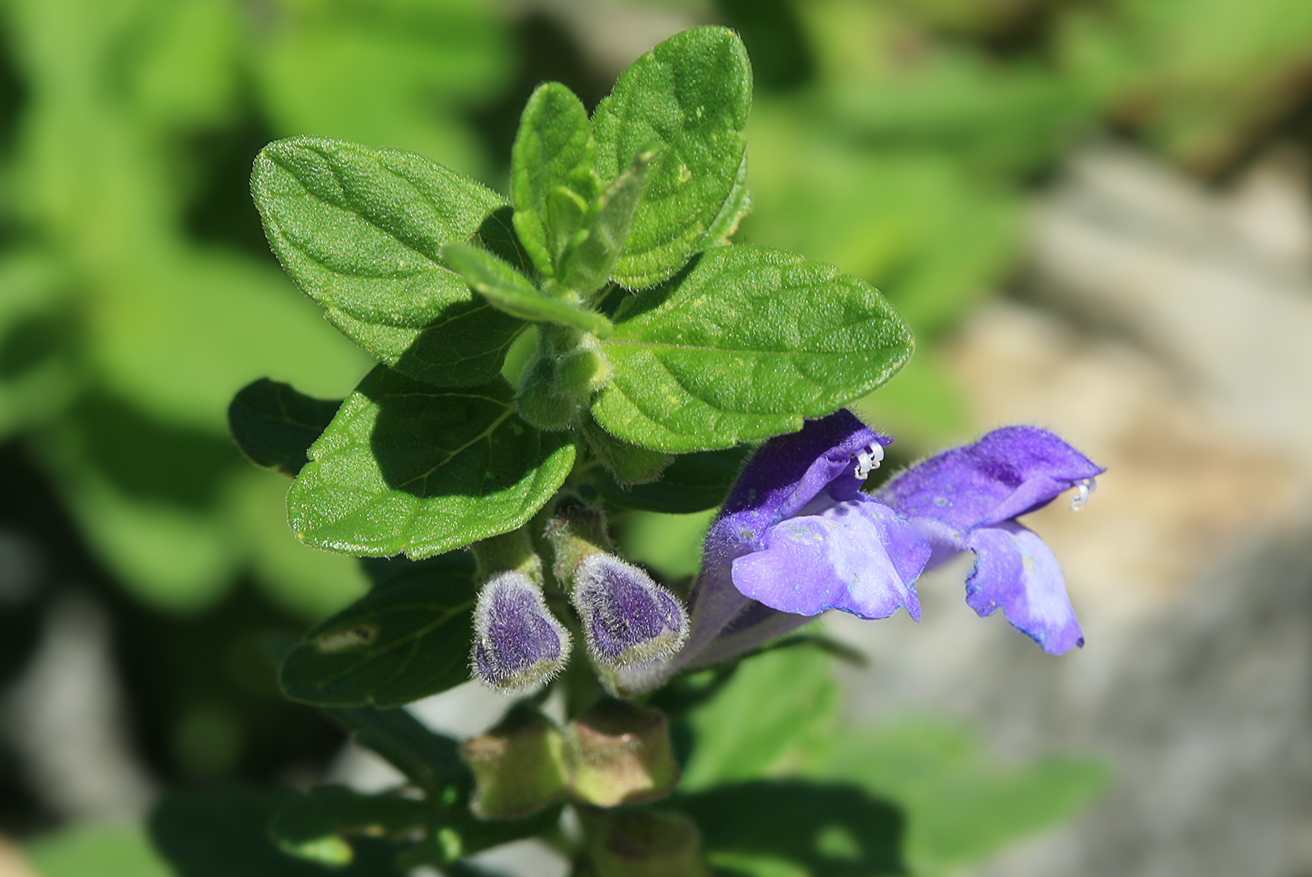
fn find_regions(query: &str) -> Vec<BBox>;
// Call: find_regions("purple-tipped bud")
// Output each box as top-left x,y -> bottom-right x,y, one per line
571,555 -> 687,670
471,571 -> 570,695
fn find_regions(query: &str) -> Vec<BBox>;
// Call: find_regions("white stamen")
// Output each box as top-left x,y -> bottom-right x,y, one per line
1070,478 -> 1096,511
853,444 -> 884,480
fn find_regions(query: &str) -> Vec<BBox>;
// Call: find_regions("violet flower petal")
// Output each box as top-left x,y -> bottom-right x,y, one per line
731,498 -> 928,620
964,522 -> 1084,655
879,426 -> 1104,531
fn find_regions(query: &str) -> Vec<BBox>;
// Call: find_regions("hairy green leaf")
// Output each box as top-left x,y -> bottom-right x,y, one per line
279,555 -> 477,706
252,137 -> 524,385
288,365 -> 575,557
592,246 -> 914,452
228,379 -> 340,477
592,26 -> 752,288
511,82 -> 597,275
441,242 -> 613,336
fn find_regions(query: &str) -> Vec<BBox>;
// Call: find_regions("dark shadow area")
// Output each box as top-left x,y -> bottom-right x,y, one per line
468,12 -> 611,173
227,378 -> 342,478
677,779 -> 906,875
113,580 -> 347,785
183,114 -> 283,255
0,27 -> 23,160
149,784 -> 398,877
714,0 -> 815,92
74,393 -> 241,508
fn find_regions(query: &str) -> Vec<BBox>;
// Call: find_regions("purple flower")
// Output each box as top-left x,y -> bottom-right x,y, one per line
681,410 -> 931,668
877,425 -> 1103,654
681,411 -> 1103,669
471,571 -> 571,694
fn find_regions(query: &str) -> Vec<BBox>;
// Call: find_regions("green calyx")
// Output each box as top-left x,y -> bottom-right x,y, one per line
515,324 -> 613,431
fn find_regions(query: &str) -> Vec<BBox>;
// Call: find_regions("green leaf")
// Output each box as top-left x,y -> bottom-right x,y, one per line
251,136 -> 524,386
591,445 -> 747,512
149,785 -> 398,877
441,242 -> 613,336
288,365 -> 576,558
592,25 -> 752,288
326,704 -> 467,793
228,379 -> 341,477
271,786 -> 430,851
557,149 -> 653,296
592,245 -> 915,452
279,553 -> 477,706
679,780 -> 904,877
681,646 -> 838,790
26,824 -> 173,877
511,81 -> 598,275
815,721 -> 1109,871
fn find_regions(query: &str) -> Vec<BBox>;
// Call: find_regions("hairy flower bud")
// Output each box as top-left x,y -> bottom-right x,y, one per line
571,554 -> 687,671
471,571 -> 570,695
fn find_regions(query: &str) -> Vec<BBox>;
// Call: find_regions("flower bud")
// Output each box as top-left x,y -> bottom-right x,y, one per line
470,571 -> 570,695
571,554 -> 687,670
565,700 -> 680,808
584,809 -> 708,877
459,705 -> 567,819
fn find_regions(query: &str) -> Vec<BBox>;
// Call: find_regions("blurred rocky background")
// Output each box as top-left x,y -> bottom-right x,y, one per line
3,0 -> 1312,875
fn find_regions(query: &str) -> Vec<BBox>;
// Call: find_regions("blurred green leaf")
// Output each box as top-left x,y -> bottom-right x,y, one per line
815,721 -> 1109,870
592,25 -> 753,288
228,379 -> 341,478
0,251 -> 80,439
511,81 -> 598,276
680,780 -> 905,877
252,136 -> 521,387
617,508 -> 716,581
592,245 -> 914,452
441,242 -> 612,336
682,646 -> 839,789
252,0 -> 511,179
1060,0 -> 1312,169
127,0 -> 240,131
271,785 -> 430,863
149,785 -> 399,877
591,445 -> 748,513
234,470 -> 371,622
279,554 -> 476,706
288,366 -> 575,558
35,402 -> 243,613
90,249 -> 370,435
25,823 -> 173,877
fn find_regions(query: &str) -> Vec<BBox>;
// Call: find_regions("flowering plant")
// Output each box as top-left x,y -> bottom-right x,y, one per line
212,26 -> 1105,876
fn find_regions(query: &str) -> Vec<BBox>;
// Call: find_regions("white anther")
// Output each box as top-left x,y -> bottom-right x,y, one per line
1069,478 -> 1096,511
853,444 -> 884,480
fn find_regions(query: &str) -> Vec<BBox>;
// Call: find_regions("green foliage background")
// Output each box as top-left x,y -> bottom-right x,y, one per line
4,0 -> 1312,872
